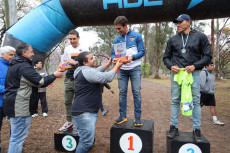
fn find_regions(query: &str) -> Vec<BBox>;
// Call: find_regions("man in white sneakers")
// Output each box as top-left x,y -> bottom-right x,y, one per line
200,61 -> 224,126
59,30 -> 88,132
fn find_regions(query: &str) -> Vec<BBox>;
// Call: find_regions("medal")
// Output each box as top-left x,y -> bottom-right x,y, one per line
181,48 -> 186,53
181,33 -> 189,53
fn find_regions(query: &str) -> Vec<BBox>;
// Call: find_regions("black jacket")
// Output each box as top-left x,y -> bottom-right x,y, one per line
163,29 -> 212,70
72,70 -> 101,116
3,56 -> 56,117
66,56 -> 78,79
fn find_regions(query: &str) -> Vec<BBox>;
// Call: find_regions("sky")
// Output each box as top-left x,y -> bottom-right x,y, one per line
76,27 -> 99,50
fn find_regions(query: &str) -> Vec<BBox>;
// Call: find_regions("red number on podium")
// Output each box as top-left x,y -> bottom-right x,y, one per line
128,136 -> 134,151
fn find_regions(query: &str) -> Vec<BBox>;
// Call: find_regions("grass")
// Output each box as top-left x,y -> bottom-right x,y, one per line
143,76 -> 230,117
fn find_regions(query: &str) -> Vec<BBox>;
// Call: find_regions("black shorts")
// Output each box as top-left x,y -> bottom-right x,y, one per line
200,92 -> 216,106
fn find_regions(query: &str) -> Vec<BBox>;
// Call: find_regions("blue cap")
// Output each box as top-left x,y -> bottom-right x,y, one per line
173,14 -> 191,23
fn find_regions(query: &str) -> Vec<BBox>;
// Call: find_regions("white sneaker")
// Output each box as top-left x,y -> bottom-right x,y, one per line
59,122 -> 73,132
212,120 -> 224,126
42,113 -> 48,117
31,113 -> 38,118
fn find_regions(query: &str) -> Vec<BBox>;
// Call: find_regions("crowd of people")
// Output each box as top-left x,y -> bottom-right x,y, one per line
0,14 -> 225,153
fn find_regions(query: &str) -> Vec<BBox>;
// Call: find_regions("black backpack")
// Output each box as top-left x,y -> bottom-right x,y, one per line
202,69 -> 208,82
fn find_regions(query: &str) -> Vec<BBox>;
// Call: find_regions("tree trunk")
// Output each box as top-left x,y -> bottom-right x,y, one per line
4,0 -> 17,29
154,23 -> 161,79
143,23 -> 148,77
215,19 -> 220,79
211,19 -> 215,56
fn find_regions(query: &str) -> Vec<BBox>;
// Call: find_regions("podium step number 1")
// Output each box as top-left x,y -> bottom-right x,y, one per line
110,119 -> 154,153
119,132 -> 143,153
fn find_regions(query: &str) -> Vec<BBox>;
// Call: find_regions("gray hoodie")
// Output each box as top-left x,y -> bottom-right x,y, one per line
200,68 -> 216,94
74,66 -> 115,84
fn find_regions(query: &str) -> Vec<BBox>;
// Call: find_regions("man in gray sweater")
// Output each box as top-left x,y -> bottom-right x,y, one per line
200,61 -> 224,126
72,51 -> 123,153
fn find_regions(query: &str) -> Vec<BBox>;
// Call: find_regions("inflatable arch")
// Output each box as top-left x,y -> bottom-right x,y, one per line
2,0 -> 230,59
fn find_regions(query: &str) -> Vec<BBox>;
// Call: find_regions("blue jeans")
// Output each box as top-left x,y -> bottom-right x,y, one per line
117,66 -> 142,118
170,70 -> 201,130
72,112 -> 98,153
7,116 -> 32,153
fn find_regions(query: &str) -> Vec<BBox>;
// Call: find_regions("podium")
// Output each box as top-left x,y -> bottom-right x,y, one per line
110,119 -> 154,153
166,131 -> 210,153
54,130 -> 79,152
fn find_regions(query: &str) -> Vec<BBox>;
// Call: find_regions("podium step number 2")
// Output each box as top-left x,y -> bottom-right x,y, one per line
179,143 -> 202,153
167,131 -> 210,153
119,132 -> 143,153
62,135 -> 77,151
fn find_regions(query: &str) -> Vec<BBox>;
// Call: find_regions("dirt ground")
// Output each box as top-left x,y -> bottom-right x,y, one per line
1,78 -> 230,153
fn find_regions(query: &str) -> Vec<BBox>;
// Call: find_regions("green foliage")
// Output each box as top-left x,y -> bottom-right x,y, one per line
83,26 -> 117,55
192,20 -> 208,32
141,62 -> 150,76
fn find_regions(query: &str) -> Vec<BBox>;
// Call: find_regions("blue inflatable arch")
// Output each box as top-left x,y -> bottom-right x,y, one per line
2,0 -> 230,59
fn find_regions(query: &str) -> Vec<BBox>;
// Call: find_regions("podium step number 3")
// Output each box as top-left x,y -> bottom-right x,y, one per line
54,131 -> 79,152
119,132 -> 143,153
62,135 -> 77,151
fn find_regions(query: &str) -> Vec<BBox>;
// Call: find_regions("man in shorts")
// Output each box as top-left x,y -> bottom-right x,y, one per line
200,61 -> 224,126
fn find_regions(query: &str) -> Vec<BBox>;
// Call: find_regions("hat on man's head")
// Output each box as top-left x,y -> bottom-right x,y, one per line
173,14 -> 191,23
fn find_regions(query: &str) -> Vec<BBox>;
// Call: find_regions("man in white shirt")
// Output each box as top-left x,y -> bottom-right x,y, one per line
59,30 -> 88,132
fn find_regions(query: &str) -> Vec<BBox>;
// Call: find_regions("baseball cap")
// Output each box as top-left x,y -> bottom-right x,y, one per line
173,14 -> 191,23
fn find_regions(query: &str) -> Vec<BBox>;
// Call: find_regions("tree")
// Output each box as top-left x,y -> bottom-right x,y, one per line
0,0 -> 6,45
132,23 -> 174,77
0,0 -> 40,45
192,20 -> 208,33
208,18 -> 230,79
135,23 -> 150,77
153,22 -> 174,79
4,0 -> 17,29
83,26 -> 117,55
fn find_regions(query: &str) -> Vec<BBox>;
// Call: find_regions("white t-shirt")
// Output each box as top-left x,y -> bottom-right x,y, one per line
64,45 -> 88,55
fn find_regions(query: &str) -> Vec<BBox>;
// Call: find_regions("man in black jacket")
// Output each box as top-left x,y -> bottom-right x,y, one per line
3,43 -> 63,153
163,14 -> 212,143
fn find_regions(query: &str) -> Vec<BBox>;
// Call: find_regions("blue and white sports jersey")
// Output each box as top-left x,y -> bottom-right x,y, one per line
112,30 -> 145,70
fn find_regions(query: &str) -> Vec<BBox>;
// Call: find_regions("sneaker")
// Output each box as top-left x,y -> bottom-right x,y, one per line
134,117 -> 143,127
42,113 -> 48,117
115,116 -> 127,124
59,122 -> 73,132
193,129 -> 203,143
212,120 -> 224,126
167,125 -> 179,139
31,113 -> 38,118
102,110 -> 108,116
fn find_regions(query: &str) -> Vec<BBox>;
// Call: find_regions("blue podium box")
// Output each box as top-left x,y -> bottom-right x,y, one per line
54,130 -> 79,152
166,131 -> 210,153
110,119 -> 154,153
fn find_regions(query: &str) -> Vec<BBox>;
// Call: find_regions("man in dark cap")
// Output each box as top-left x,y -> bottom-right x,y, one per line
163,14 -> 212,143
